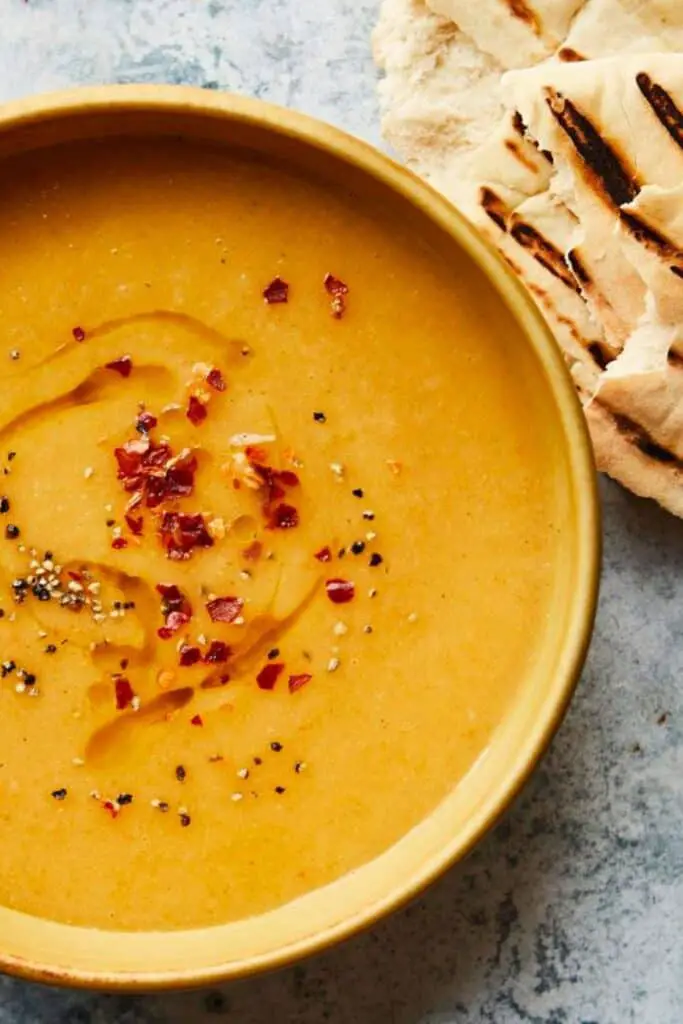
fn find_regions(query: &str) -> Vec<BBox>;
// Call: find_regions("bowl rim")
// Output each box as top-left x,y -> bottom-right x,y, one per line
0,83 -> 601,991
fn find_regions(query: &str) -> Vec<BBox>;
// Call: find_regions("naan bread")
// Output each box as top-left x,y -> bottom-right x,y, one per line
374,0 -> 683,516
425,0 -> 584,68
505,54 -> 683,508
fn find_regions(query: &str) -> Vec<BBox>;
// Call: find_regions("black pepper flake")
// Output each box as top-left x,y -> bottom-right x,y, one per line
274,786 -> 286,794
0,497 -> 9,514
362,510 -> 375,520
267,648 -> 280,660
369,553 -> 383,567
175,765 -> 187,782
105,518 -> 115,527
117,793 -> 133,806
294,762 -> 305,774
253,756 -> 263,766
44,644 -> 57,654
7,452 -> 16,462
313,411 -> 326,423
0,610 -> 5,618
1,660 -> 16,677
5,524 -> 19,540
21,672 -> 36,687
51,788 -> 67,800
120,658 -> 128,670
352,488 -> 364,498
350,540 -> 366,555
179,812 -> 192,827
270,741 -> 283,752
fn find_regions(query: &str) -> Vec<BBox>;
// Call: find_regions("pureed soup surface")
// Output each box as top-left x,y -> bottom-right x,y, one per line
0,136 -> 566,931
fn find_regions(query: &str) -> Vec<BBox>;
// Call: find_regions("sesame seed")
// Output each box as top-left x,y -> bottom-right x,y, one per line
9,350 -> 20,361
333,621 -> 348,637
231,792 -> 244,802
407,612 -> 418,623
365,531 -> 377,541
83,467 -> 94,479
72,757 -> 85,767
327,657 -> 340,673
237,768 -> 249,779
329,462 -> 344,478
363,625 -> 373,634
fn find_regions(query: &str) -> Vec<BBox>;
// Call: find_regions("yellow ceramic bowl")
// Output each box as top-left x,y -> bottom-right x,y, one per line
0,85 -> 599,990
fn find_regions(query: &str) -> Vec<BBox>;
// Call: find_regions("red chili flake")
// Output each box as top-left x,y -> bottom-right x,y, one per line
115,439 -> 197,509
204,640 -> 231,664
187,395 -> 207,426
102,800 -> 119,819
278,470 -> 300,488
72,326 -> 86,342
269,503 -> 299,530
206,596 -> 244,623
190,714 -> 204,726
288,673 -> 312,694
314,546 -> 332,562
245,444 -> 269,464
179,645 -> 201,667
68,570 -> 83,582
125,513 -> 143,536
136,411 -> 157,433
111,536 -> 128,550
206,368 -> 226,392
263,276 -> 289,304
105,355 -> 133,378
156,582 -> 192,617
159,512 -> 214,560
325,578 -> 355,604
242,540 -> 263,561
157,610 -> 190,639
256,662 -> 284,690
114,677 -> 136,710
324,273 -> 349,319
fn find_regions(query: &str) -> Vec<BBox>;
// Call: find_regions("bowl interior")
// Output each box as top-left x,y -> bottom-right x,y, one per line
0,86 -> 599,990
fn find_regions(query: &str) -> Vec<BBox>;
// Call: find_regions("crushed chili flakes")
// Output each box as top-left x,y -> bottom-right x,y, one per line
269,502 -> 299,530
105,355 -> 133,378
115,437 -> 198,510
256,662 -> 284,690
186,394 -> 208,426
125,513 -> 143,536
72,326 -> 86,342
324,273 -> 349,318
160,511 -> 213,560
179,644 -> 201,667
114,677 -> 136,710
204,640 -> 231,664
288,673 -> 312,694
156,583 -> 192,638
190,713 -> 204,726
263,276 -> 289,304
206,368 -> 226,392
206,596 -> 244,624
325,578 -> 355,604
111,536 -> 128,550
314,546 -> 332,562
135,410 -> 157,434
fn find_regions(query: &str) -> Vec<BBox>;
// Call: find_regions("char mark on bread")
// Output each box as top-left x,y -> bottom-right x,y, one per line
566,249 -> 592,286
619,208 -> 683,275
557,47 -> 585,63
612,410 -> 680,465
479,187 -> 509,232
509,217 -> 581,291
511,110 -> 553,163
545,90 -> 639,207
636,72 -> 683,152
505,0 -> 541,34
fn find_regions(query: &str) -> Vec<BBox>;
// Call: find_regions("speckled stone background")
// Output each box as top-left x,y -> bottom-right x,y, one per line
0,2 -> 682,1022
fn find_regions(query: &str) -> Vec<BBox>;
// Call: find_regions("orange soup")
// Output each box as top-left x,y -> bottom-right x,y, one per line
0,137 -> 566,930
